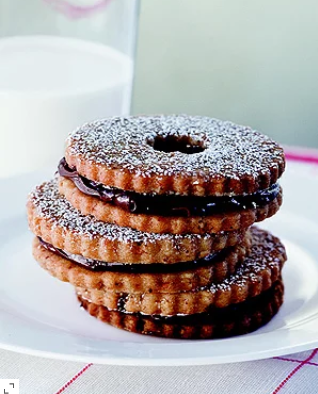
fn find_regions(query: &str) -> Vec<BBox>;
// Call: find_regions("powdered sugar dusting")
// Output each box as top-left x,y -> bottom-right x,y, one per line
208,227 -> 286,293
29,179 -> 219,243
67,115 -> 285,180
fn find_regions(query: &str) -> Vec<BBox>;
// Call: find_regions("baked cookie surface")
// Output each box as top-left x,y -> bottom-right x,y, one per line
65,115 -> 285,196
61,115 -> 285,233
59,175 -> 282,234
33,227 -> 286,315
28,179 -> 246,263
78,280 -> 284,339
32,232 -> 252,294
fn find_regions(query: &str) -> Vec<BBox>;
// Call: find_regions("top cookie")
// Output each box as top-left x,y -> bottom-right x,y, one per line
65,115 -> 285,196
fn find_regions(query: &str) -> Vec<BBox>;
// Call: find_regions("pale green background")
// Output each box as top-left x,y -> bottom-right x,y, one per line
0,0 -> 317,148
133,0 -> 318,147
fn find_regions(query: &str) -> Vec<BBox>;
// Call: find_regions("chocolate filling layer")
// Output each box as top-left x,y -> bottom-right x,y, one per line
151,282 -> 281,323
39,237 -> 231,274
59,158 -> 280,217
80,281 -> 282,325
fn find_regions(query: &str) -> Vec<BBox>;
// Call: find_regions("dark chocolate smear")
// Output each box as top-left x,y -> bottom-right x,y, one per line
39,237 -> 231,274
148,281 -> 282,324
80,281 -> 283,326
58,158 -> 280,217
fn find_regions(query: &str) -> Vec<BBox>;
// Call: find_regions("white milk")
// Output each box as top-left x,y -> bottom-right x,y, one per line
0,36 -> 133,177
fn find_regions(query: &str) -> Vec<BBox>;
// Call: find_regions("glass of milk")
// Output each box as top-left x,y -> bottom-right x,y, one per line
0,0 -> 139,177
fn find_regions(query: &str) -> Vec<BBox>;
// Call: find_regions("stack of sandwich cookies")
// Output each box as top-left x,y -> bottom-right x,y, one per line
59,116 -> 284,234
28,115 -> 287,339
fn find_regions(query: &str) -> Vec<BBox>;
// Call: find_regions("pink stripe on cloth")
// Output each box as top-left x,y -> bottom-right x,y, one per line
285,146 -> 318,164
285,151 -> 318,165
274,355 -> 318,367
53,363 -> 93,394
271,349 -> 318,394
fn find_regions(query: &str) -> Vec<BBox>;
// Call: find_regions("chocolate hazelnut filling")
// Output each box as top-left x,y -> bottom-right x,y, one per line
58,158 -> 280,217
80,281 -> 283,324
39,237 -> 232,273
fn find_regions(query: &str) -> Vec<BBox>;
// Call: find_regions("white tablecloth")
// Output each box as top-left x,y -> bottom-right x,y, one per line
1,348 -> 317,394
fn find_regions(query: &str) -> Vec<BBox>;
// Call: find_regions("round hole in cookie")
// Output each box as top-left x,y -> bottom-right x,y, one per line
150,135 -> 206,154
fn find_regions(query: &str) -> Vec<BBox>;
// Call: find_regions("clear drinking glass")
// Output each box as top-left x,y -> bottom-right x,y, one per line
0,0 -> 139,177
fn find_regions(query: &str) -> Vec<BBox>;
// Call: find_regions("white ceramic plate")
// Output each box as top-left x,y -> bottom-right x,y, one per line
0,149 -> 318,366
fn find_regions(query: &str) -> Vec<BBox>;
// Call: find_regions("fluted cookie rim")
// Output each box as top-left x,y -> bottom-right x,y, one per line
32,234 -> 252,294
27,179 -> 247,263
65,115 -> 285,196
77,281 -> 284,339
73,227 -> 287,314
59,176 -> 283,234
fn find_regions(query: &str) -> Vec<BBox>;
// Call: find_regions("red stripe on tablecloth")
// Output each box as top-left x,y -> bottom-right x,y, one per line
274,356 -> 318,367
53,363 -> 93,394
285,151 -> 318,165
271,349 -> 318,394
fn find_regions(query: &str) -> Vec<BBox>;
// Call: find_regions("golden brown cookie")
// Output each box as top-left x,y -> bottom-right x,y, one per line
78,280 -> 284,339
32,232 -> 251,294
65,115 -> 285,196
59,176 -> 282,234
28,179 -> 247,263
33,227 -> 286,314
75,227 -> 286,314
